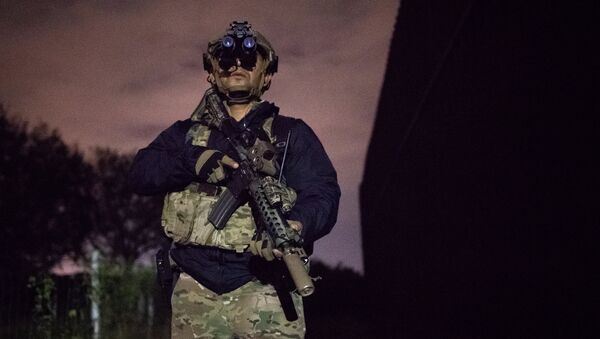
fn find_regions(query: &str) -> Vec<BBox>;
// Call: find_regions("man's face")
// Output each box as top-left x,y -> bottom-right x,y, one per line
211,53 -> 272,98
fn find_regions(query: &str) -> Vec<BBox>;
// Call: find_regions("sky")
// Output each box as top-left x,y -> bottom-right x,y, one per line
0,0 -> 399,274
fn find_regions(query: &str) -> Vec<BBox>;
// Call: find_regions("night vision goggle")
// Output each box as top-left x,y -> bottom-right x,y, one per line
203,21 -> 278,74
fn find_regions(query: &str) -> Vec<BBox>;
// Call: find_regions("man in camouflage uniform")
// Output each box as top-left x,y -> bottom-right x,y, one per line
129,21 -> 340,338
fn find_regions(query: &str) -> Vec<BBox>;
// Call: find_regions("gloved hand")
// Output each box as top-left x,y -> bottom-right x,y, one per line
287,219 -> 304,235
261,176 -> 297,213
194,149 -> 238,184
252,220 -> 303,260
249,231 -> 275,261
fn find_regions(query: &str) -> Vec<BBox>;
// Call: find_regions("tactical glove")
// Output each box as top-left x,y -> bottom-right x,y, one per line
261,176 -> 297,214
248,231 -> 275,261
195,149 -> 238,184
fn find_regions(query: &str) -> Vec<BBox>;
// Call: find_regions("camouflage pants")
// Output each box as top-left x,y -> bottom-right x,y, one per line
171,272 -> 305,338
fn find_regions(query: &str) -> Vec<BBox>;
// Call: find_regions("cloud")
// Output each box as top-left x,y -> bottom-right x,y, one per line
119,71 -> 177,94
121,122 -> 167,141
0,0 -> 400,273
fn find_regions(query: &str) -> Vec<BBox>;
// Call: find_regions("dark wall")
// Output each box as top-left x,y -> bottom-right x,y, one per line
361,1 -> 596,337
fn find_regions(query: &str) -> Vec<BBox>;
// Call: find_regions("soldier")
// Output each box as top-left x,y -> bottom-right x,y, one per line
128,21 -> 340,338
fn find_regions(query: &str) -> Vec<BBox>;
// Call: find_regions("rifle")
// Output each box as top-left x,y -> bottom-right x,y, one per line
204,87 -> 314,297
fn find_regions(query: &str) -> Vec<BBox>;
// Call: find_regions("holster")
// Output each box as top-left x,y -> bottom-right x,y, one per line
155,248 -> 178,297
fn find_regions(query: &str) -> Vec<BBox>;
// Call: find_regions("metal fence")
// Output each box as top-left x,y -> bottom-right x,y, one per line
0,269 -> 169,339
0,274 -> 34,338
1,261 -> 368,338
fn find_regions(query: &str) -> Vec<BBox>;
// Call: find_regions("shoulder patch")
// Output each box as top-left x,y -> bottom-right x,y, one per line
187,123 -> 211,147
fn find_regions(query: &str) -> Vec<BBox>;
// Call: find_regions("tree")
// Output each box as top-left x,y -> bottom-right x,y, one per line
0,104 -> 94,278
89,148 -> 163,264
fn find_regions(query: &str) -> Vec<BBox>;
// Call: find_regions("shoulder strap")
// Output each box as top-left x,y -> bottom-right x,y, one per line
188,112 -> 295,149
261,116 -> 276,143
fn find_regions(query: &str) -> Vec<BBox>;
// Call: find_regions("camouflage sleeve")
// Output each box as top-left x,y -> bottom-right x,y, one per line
283,119 -> 341,245
128,119 -> 204,195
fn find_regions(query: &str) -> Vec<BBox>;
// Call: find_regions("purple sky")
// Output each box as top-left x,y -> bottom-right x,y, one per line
0,0 -> 399,273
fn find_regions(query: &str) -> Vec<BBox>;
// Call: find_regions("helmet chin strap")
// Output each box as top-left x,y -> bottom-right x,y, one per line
222,72 -> 266,104
224,81 -> 262,104
225,89 -> 254,104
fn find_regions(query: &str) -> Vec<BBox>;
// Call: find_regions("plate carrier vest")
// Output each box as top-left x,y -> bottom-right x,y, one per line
160,116 -> 279,253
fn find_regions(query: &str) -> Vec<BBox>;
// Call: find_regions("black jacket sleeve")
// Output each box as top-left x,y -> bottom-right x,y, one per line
284,119 -> 341,245
128,120 -> 204,195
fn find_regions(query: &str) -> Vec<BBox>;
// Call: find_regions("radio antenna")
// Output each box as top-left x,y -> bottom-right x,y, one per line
278,130 -> 292,183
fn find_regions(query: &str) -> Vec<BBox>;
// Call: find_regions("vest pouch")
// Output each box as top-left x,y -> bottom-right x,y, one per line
161,183 -> 256,252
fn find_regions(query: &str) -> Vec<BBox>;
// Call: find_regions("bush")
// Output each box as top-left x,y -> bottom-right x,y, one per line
24,260 -> 162,339
93,260 -> 157,339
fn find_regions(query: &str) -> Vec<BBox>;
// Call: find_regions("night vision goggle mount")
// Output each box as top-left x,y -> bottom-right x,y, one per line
203,21 -> 278,74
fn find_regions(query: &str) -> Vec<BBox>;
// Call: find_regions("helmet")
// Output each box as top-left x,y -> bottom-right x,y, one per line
203,21 -> 278,103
